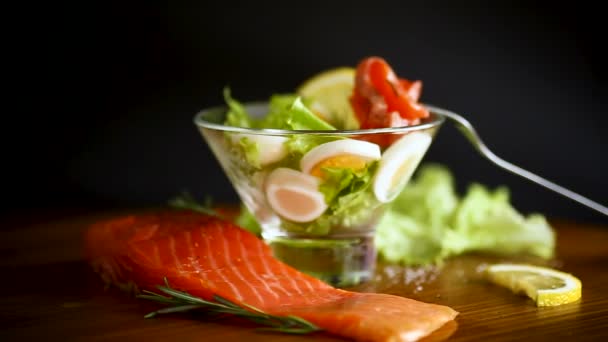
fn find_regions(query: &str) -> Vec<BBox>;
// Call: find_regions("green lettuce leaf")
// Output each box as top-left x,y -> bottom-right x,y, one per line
318,168 -> 356,205
222,90 -> 335,131
223,87 -> 253,128
234,204 -> 262,236
375,164 -> 555,265
390,164 -> 459,231
319,163 -> 376,205
261,95 -> 336,130
261,95 -> 341,165
223,92 -> 338,169
375,211 -> 444,265
329,189 -> 380,228
441,184 -> 555,259
375,164 -> 456,264
284,135 -> 335,157
238,136 -> 261,169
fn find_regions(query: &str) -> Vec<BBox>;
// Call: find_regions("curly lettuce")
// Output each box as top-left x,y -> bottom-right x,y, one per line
223,87 -> 254,128
375,164 -> 555,265
223,91 -> 338,169
260,95 -> 335,131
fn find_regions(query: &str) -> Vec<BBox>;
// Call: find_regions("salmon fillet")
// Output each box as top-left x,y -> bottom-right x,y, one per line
85,210 -> 457,342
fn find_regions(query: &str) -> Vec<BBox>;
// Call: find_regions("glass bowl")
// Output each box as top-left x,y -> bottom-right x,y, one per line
194,103 -> 444,286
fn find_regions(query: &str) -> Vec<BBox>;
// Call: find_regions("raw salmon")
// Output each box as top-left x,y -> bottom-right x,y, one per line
86,210 -> 457,341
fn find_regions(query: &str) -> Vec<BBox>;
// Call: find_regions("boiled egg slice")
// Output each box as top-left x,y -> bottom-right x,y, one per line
300,139 -> 381,178
373,132 -> 432,203
230,133 -> 288,166
264,168 -> 328,222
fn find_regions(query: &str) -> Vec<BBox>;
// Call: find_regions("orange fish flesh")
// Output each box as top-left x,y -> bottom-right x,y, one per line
85,210 -> 458,341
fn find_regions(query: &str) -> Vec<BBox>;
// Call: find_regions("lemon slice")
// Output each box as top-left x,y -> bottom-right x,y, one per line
486,263 -> 582,307
296,67 -> 359,130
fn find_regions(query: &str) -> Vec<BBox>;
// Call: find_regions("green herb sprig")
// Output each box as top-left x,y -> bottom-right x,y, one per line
168,192 -> 220,217
137,278 -> 321,335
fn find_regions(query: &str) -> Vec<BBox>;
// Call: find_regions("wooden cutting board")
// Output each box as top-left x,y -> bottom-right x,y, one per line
0,209 -> 607,341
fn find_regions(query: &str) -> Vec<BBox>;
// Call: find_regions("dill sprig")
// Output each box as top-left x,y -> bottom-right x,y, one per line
137,278 -> 321,335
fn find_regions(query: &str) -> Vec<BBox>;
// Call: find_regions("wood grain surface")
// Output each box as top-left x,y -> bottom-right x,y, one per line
0,210 -> 607,341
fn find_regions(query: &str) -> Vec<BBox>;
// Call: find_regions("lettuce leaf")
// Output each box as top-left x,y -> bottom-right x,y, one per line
238,136 -> 261,169
223,89 -> 336,131
223,87 -> 253,128
234,204 -> 262,236
284,135 -> 335,157
390,164 -> 459,231
375,164 -> 457,264
376,164 -> 555,265
260,95 -> 336,130
319,163 -> 376,205
375,211 -> 444,265
223,92 -> 338,168
244,94 -> 339,158
318,168 -> 356,205
329,189 -> 380,228
442,184 -> 555,259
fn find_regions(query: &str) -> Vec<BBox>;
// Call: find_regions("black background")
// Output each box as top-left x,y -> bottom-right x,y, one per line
6,1 -> 607,225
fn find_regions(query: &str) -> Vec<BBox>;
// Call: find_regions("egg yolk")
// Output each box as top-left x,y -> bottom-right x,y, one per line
310,155 -> 368,178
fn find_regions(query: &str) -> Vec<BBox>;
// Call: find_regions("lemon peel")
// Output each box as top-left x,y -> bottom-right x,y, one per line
486,263 -> 582,307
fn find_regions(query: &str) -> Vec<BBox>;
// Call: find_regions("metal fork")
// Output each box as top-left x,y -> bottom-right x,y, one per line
426,105 -> 608,217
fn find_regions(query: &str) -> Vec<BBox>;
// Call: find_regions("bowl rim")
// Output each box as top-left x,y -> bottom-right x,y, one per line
193,101 -> 446,136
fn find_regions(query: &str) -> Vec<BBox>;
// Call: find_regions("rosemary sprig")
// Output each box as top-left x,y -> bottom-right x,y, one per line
137,278 -> 321,335
168,192 -> 220,217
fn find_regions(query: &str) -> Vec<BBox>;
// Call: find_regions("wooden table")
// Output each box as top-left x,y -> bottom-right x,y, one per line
1,210 -> 607,341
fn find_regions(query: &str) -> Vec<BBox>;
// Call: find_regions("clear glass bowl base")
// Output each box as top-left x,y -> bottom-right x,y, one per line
264,233 -> 376,287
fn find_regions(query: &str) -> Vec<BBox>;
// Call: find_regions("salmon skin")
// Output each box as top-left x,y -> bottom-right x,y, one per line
86,210 -> 457,342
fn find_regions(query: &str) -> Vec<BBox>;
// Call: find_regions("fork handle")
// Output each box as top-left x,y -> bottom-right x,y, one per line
427,105 -> 608,217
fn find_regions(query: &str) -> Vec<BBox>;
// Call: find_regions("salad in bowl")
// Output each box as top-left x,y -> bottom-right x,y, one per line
194,57 -> 444,286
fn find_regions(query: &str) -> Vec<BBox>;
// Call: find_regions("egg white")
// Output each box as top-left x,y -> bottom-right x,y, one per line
264,168 -> 328,222
373,132 -> 432,203
300,139 -> 381,175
